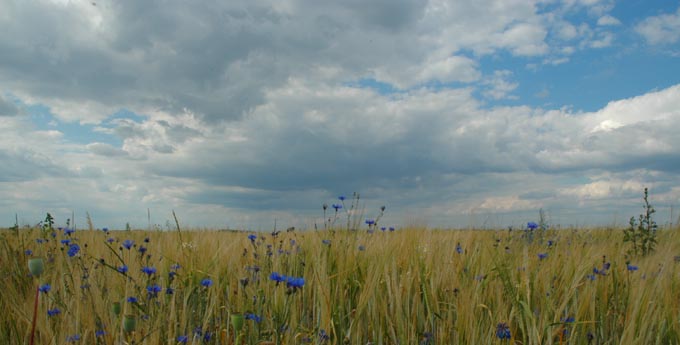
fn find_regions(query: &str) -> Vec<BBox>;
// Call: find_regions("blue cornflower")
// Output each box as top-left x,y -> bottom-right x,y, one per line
203,331 -> 212,342
141,266 -> 157,276
122,239 -> 134,250
248,234 -> 257,242
170,263 -> 181,270
169,271 -> 177,279
144,237 -> 150,243
423,332 -> 433,342
138,246 -> 147,255
562,316 -> 575,323
25,249 -> 33,256
47,308 -> 61,317
380,226 -> 386,231
96,330 -> 106,337
287,277 -> 305,289
102,227 -> 109,232
389,226 -> 395,231
270,272 -> 285,283
627,264 -> 639,271
117,265 -> 129,274
456,243 -> 463,254
39,284 -> 51,293
587,274 -> 596,281
319,329 -> 330,341
36,238 -> 45,244
61,239 -> 71,245
527,222 -> 538,230
127,296 -> 138,303
338,196 -> 345,201
106,237 -> 115,243
177,335 -> 188,343
322,239 -> 331,246
537,253 -> 548,260
201,278 -> 213,287
245,313 -> 262,323
147,284 -> 162,297
66,334 -> 81,342
547,240 -> 555,247
166,287 -> 174,295
496,322 -> 511,339
64,228 -> 75,236
67,243 -> 80,257
332,204 -> 342,211
358,245 -> 365,251
365,219 -> 375,226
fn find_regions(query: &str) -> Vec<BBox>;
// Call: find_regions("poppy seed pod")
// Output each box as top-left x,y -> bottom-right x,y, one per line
231,313 -> 244,333
112,302 -> 121,316
28,258 -> 45,277
123,315 -> 136,333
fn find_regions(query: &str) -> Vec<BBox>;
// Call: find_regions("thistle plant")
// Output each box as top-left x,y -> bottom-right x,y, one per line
623,188 -> 658,257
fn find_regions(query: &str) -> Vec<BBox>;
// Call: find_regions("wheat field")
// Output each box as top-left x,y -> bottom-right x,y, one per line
1,224 -> 679,344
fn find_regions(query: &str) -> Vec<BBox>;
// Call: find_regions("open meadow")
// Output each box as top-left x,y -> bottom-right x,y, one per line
2,222 -> 680,344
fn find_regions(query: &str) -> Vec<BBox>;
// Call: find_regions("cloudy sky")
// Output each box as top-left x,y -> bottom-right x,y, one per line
1,0 -> 680,230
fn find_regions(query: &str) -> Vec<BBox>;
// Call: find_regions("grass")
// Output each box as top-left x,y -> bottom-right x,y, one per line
1,225 -> 679,344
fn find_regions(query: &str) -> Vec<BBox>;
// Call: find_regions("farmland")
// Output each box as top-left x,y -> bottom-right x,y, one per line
2,223 -> 679,344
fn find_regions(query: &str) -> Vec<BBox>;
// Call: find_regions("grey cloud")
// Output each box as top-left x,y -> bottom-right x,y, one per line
0,1 -> 294,122
319,0 -> 428,33
111,119 -> 149,140
0,149 -> 66,182
87,143 -> 128,157
157,120 -> 203,143
148,90 -> 521,196
184,188 -> 326,211
152,143 -> 175,154
75,166 -> 104,178
0,95 -> 19,116
0,0 -> 566,125
146,83 -> 680,211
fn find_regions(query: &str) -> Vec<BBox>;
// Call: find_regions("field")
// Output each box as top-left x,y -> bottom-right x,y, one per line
2,223 -> 680,344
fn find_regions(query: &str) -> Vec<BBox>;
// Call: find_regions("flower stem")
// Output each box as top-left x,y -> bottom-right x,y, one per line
29,286 -> 39,345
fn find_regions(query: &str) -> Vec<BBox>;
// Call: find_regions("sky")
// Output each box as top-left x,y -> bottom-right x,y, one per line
1,0 -> 680,230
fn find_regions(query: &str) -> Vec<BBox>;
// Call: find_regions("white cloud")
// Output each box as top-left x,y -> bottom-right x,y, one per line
597,15 -> 621,26
2,82 -> 680,228
588,31 -> 614,48
555,21 -> 579,40
559,175 -> 646,201
496,22 -> 549,56
475,195 -> 542,212
482,70 -> 519,100
635,7 -> 680,45
375,55 -> 480,89
588,84 -> 680,133
1,1 -> 679,229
